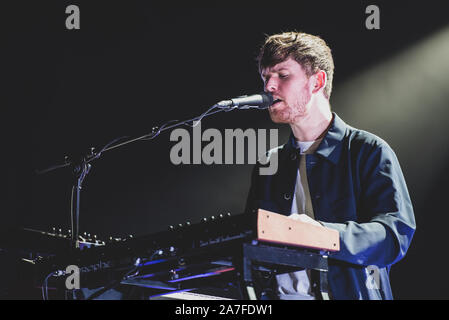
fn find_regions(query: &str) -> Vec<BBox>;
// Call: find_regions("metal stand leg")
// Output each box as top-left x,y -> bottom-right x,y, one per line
243,256 -> 257,300
311,269 -> 330,300
241,242 -> 331,300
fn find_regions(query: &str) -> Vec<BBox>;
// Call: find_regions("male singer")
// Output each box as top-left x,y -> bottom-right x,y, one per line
245,31 -> 416,299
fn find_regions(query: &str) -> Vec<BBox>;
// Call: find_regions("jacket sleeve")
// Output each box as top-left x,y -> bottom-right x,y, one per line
319,143 -> 416,268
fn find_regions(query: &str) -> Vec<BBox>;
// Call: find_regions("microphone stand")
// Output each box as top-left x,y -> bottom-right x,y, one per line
35,103 -> 256,251
70,157 -> 91,249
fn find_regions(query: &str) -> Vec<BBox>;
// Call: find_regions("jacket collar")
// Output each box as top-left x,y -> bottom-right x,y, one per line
284,112 -> 347,165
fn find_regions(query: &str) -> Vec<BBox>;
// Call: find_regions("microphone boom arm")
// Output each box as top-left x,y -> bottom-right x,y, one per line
35,99 -> 264,250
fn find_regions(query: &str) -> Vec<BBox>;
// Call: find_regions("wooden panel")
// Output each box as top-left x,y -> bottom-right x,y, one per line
256,209 -> 340,252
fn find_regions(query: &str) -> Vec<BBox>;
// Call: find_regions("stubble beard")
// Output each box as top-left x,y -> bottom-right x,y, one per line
269,90 -> 312,124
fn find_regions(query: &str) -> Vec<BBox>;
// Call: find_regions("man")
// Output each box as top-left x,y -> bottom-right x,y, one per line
245,31 -> 416,300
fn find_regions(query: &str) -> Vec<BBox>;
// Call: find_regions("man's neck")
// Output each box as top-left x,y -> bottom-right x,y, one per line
289,98 -> 333,142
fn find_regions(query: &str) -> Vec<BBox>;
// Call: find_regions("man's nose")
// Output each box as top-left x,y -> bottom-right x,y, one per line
264,78 -> 278,93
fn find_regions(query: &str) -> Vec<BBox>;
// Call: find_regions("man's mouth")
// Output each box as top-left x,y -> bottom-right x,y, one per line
272,99 -> 283,107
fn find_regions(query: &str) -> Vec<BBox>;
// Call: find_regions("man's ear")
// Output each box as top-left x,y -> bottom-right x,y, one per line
312,70 -> 327,94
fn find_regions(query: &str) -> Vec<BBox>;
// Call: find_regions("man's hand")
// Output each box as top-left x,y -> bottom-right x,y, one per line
289,213 -> 323,227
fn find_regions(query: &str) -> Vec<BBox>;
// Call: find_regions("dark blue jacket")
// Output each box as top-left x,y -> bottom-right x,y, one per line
245,113 -> 416,299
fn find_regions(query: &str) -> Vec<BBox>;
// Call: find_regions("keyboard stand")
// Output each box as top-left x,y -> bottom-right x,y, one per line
242,242 -> 330,300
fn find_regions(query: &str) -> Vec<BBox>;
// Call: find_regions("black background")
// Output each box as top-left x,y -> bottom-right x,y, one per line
3,0 -> 449,299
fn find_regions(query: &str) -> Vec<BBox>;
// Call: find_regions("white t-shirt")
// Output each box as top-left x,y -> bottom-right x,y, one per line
277,140 -> 316,300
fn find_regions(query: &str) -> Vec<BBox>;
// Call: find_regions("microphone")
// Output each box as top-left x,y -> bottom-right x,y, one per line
217,92 -> 274,110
